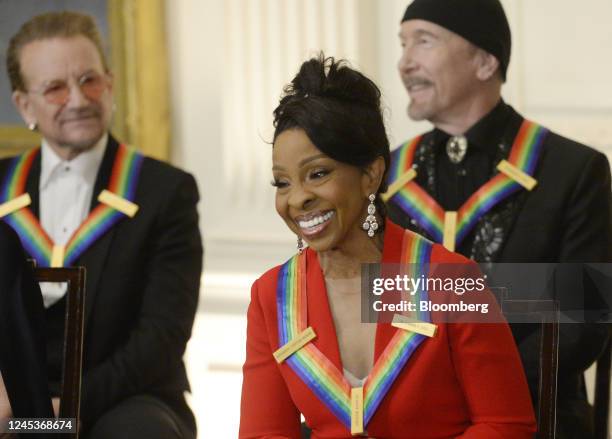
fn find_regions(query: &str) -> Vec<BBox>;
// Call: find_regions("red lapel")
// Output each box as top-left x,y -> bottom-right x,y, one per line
304,248 -> 344,372
375,220 -> 406,362
302,220 -> 410,374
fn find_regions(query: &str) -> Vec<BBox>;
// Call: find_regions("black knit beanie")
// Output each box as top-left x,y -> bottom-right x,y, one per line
402,0 -> 511,80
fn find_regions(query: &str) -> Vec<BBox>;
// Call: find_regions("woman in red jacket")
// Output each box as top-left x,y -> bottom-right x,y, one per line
239,54 -> 536,438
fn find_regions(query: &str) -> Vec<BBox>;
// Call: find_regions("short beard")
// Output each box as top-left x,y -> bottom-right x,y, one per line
58,130 -> 105,152
59,138 -> 100,151
407,102 -> 431,122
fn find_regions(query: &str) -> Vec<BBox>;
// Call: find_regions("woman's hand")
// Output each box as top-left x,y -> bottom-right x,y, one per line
0,373 -> 15,439
0,372 -> 12,421
51,398 -> 60,418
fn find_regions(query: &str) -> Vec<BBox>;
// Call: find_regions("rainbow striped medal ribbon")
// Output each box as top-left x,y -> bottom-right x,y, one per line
386,120 -> 548,251
0,144 -> 143,267
273,230 -> 434,434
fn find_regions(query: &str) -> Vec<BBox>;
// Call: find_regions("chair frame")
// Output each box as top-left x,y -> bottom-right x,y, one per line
594,336 -> 611,439
502,299 -> 560,439
33,266 -> 86,438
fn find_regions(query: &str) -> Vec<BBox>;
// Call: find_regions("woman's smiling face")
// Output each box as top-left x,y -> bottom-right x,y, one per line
272,128 -> 373,252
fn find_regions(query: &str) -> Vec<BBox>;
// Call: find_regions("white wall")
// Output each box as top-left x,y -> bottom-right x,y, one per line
167,0 -> 388,288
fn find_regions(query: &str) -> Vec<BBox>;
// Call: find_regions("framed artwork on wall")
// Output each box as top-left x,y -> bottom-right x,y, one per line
0,0 -> 170,160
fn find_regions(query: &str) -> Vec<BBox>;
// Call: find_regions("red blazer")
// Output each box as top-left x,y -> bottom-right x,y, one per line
240,222 -> 536,438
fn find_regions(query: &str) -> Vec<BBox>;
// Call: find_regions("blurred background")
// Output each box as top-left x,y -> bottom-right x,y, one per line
1,0 -> 611,436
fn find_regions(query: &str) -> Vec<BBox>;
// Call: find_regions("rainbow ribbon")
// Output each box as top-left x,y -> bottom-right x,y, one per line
0,144 -> 143,267
276,230 -> 433,431
388,120 -> 548,245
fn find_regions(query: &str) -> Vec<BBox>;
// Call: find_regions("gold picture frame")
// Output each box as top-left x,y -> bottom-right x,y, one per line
0,0 -> 170,161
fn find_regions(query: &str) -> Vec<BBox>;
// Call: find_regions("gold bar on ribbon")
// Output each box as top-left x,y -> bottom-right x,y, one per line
443,211 -> 457,252
381,168 -> 417,202
392,314 -> 438,338
497,160 -> 537,191
51,245 -> 65,268
350,387 -> 364,435
273,327 -> 316,363
98,190 -> 139,217
0,193 -> 31,218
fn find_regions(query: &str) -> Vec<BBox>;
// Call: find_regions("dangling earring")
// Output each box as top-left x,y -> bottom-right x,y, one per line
27,122 -> 37,131
362,194 -> 379,238
297,235 -> 304,254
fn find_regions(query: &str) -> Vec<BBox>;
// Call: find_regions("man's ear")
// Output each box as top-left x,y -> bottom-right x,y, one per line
362,156 -> 386,197
475,50 -> 500,81
12,90 -> 36,127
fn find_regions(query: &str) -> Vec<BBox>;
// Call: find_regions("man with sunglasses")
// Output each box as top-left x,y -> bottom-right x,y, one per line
1,11 -> 201,439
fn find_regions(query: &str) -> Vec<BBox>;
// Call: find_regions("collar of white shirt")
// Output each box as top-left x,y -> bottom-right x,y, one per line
40,133 -> 108,191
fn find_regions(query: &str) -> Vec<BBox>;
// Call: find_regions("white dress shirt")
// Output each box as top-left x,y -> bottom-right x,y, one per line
39,134 -> 107,307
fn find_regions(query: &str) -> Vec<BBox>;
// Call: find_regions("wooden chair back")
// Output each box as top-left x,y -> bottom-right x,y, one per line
33,266 -> 86,438
502,299 -> 560,439
594,337 -> 611,439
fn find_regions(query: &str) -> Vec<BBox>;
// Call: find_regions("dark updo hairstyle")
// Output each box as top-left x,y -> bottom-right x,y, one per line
273,53 -> 391,222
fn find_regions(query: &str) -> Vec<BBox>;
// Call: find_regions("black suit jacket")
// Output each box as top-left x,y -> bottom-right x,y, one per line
0,136 -> 203,430
0,221 -> 53,419
387,105 -> 612,437
388,105 -> 612,264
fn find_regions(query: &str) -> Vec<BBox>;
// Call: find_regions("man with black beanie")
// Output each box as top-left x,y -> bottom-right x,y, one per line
386,0 -> 612,438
